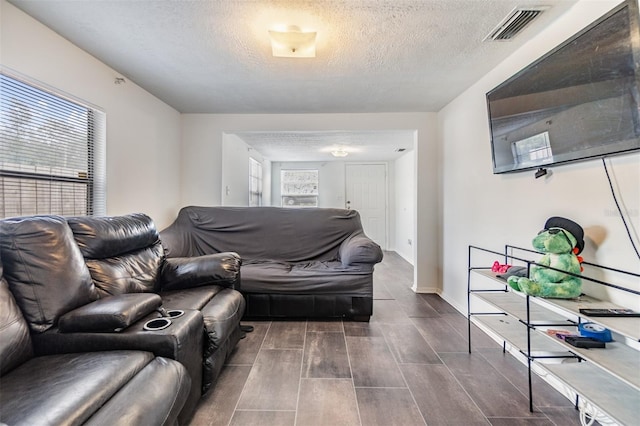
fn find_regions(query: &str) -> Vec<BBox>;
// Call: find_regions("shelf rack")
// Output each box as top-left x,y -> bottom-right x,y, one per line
467,245 -> 640,425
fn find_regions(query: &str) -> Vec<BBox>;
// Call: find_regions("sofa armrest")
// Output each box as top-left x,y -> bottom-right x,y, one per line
339,234 -> 384,267
59,293 -> 162,333
160,252 -> 241,291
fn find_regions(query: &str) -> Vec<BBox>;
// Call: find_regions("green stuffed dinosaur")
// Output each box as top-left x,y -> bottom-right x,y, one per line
508,216 -> 584,299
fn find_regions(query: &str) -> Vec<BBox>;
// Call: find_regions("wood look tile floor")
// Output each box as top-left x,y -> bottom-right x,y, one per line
189,252 -> 585,426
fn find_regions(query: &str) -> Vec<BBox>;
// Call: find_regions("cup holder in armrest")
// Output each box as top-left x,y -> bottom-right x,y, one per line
143,318 -> 172,331
166,309 -> 184,318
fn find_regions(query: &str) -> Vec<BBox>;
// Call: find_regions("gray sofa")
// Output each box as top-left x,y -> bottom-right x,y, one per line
160,206 -> 383,321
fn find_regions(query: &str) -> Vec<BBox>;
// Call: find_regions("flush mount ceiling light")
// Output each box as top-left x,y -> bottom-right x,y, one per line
269,25 -> 317,58
331,149 -> 349,158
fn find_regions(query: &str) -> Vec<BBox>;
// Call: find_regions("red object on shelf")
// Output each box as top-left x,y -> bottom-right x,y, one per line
491,261 -> 512,273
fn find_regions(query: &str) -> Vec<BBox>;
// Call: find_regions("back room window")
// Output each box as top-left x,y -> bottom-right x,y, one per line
281,169 -> 318,208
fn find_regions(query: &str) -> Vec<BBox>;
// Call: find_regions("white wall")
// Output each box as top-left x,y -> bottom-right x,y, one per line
1,0 -> 182,228
394,150 -> 415,264
271,161 -> 346,208
438,0 -> 640,312
221,133 -> 268,206
222,133 -> 250,206
181,113 -> 439,292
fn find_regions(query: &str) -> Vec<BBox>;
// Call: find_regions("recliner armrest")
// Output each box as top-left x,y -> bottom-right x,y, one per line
160,252 -> 241,291
339,233 -> 384,267
59,293 -> 162,333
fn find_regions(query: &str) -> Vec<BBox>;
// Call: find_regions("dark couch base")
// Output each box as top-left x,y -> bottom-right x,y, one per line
161,286 -> 246,394
205,324 -> 245,390
242,294 -> 372,321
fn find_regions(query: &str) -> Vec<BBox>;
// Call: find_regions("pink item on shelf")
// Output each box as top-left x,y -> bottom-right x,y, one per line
491,261 -> 512,274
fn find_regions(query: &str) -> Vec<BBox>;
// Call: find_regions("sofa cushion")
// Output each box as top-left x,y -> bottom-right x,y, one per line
159,286 -> 224,310
84,243 -> 165,296
67,213 -> 160,259
84,357 -> 190,426
0,216 -> 98,333
160,206 -> 364,262
240,260 -> 374,296
0,350 -> 153,426
68,214 -> 165,296
0,273 -> 33,375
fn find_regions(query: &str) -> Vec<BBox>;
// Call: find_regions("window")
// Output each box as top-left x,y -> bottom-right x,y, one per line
0,72 -> 106,219
249,157 -> 262,207
512,131 -> 552,165
281,169 -> 318,208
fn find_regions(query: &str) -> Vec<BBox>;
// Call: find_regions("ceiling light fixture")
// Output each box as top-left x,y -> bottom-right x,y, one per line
331,149 -> 349,158
269,25 -> 317,58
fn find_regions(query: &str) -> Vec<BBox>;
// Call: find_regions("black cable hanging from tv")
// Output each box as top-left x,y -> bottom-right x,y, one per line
602,157 -> 640,260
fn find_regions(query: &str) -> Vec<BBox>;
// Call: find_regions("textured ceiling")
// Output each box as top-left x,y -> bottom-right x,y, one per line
8,0 -> 581,161
9,0 -> 579,114
233,130 -> 416,162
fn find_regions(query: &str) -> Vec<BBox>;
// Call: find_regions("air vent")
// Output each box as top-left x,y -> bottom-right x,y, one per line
485,7 -> 547,41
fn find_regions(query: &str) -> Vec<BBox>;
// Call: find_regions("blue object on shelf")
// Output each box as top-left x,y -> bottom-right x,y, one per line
578,322 -> 613,342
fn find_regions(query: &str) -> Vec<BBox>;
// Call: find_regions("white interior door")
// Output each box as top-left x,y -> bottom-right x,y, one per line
345,164 -> 387,249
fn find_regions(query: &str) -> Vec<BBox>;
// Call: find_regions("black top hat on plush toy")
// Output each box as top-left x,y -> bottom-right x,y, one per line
544,216 -> 585,254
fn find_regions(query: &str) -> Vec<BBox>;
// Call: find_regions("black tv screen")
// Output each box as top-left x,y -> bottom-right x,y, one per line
487,0 -> 640,174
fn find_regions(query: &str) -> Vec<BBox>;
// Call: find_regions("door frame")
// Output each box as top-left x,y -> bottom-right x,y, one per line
345,162 -> 389,251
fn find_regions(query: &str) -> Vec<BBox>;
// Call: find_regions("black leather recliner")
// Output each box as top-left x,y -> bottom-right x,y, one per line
0,251 -> 191,426
0,213 -> 246,424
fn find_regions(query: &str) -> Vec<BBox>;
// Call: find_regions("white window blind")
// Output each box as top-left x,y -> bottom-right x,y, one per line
0,71 -> 106,219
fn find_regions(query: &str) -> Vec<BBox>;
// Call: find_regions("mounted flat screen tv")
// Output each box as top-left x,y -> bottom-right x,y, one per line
487,0 -> 640,174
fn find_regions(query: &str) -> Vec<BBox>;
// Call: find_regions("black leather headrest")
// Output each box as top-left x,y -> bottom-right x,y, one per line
0,215 -> 98,333
67,213 -> 160,259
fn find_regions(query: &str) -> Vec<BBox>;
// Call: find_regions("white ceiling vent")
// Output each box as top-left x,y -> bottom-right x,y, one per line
485,6 -> 548,41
